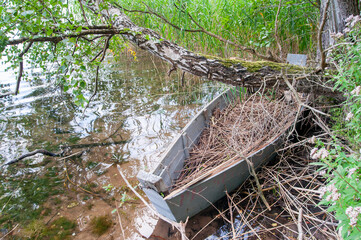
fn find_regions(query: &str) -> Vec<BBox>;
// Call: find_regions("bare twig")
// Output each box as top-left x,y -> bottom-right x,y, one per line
0,224 -> 19,240
15,61 -> 24,95
3,149 -> 60,166
116,203 -> 126,240
298,208 -> 304,240
78,0 -> 89,25
114,1 -> 280,62
174,3 -> 281,62
84,34 -> 113,113
8,29 -> 120,45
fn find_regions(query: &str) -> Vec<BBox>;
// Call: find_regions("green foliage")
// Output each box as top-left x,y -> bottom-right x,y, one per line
0,0 -> 127,106
313,17 -> 361,240
1,0 -> 318,104
90,215 -> 113,236
121,0 -> 318,57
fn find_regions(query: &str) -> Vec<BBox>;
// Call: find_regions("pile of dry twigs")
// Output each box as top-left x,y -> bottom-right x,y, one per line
172,93 -> 297,191
199,144 -> 338,240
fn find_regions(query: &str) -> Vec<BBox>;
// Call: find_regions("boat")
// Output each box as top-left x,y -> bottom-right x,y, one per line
137,88 -> 294,222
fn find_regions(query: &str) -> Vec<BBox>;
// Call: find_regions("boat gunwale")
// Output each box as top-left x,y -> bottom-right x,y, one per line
164,119 -> 293,200
150,88 -> 236,176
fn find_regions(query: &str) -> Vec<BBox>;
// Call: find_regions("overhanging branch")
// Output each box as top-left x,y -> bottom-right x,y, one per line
82,0 -> 336,96
7,28 -> 122,45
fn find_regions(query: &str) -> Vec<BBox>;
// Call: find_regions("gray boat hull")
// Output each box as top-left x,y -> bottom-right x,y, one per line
137,89 -> 284,222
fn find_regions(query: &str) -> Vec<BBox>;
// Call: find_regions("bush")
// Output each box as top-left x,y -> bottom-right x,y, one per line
313,15 -> 361,239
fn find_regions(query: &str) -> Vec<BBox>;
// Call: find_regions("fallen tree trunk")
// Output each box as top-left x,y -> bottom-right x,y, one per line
85,1 -> 337,96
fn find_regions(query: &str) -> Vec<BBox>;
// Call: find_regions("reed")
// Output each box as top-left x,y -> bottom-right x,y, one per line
119,0 -> 319,59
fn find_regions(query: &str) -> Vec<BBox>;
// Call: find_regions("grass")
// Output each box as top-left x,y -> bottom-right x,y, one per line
118,0 -> 319,59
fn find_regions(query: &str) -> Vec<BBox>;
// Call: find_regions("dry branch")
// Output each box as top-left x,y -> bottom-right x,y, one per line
171,94 -> 297,191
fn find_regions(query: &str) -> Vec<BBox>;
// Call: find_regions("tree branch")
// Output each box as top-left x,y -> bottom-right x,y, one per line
4,149 -> 61,166
86,34 -> 113,110
115,1 -> 281,62
15,42 -> 33,95
3,140 -> 128,167
318,0 -> 330,70
78,0 -> 89,25
173,2 -> 281,62
7,28 -> 121,46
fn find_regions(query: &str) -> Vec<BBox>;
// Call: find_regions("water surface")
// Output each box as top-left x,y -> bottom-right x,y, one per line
0,50 -> 223,239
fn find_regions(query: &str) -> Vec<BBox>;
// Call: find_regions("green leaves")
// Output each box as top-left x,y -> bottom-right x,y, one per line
1,0 -> 113,104
316,23 -> 361,240
0,34 -> 8,54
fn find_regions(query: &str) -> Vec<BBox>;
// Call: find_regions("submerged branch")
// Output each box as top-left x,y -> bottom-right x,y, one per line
4,149 -> 61,166
3,140 -> 128,166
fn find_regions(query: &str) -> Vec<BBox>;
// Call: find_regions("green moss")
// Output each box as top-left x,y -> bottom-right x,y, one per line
199,54 -> 309,73
90,215 -> 113,236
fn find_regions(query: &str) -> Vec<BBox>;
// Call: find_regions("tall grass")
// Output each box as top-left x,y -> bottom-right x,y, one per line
118,0 -> 319,60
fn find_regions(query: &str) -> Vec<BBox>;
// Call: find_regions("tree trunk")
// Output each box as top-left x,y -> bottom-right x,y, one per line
321,0 -> 359,49
84,2 -> 337,96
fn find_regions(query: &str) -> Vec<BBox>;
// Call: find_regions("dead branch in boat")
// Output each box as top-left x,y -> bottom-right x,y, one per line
216,135 -> 271,211
195,144 -> 338,239
171,90 -> 298,191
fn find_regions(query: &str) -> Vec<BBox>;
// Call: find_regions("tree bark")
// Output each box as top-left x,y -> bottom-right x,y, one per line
83,2 -> 337,96
321,0 -> 359,49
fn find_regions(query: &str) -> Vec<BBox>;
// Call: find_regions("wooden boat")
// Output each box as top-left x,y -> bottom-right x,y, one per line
137,89 -> 292,222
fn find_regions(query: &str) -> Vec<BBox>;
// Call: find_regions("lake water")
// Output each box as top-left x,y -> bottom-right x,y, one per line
0,50 -> 224,239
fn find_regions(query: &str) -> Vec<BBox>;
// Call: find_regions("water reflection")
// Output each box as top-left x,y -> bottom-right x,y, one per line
0,50 -> 224,238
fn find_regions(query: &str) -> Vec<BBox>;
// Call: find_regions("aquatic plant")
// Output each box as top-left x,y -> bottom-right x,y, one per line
89,215 -> 113,236
22,217 -> 76,239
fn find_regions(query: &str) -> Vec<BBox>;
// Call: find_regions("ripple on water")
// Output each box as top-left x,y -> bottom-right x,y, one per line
0,51 -> 223,239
